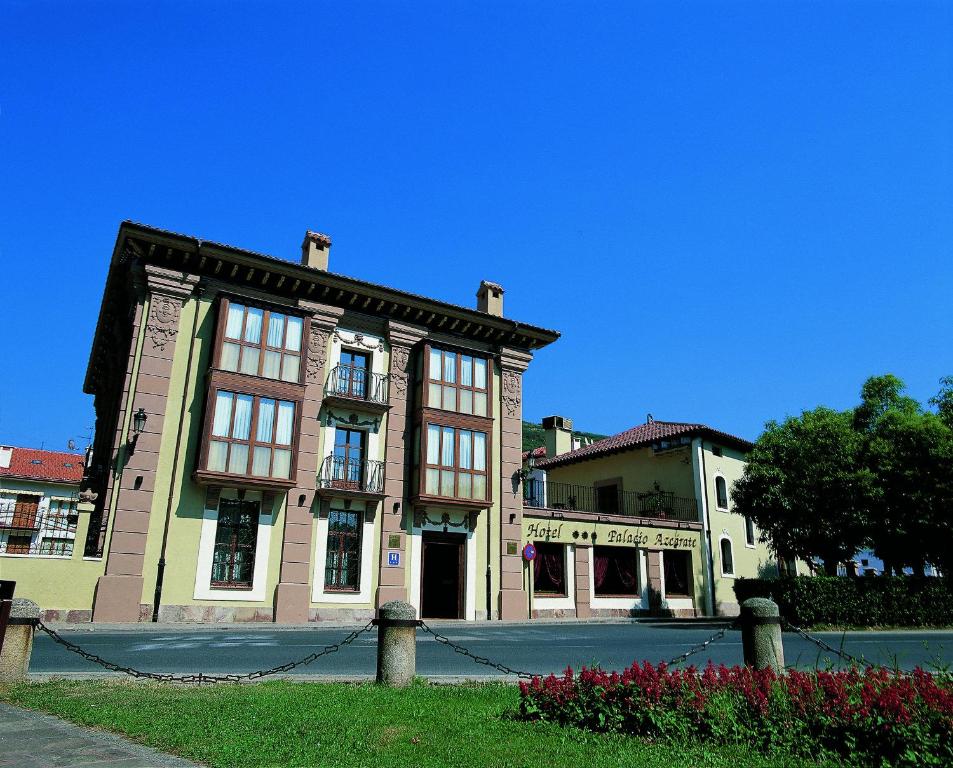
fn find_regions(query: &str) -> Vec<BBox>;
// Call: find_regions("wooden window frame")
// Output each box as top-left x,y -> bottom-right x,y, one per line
335,349 -> 371,399
423,343 -> 493,418
418,416 -> 491,506
324,508 -> 363,592
330,428 -> 367,490
210,498 -> 261,589
195,370 -> 303,490
213,296 -> 310,386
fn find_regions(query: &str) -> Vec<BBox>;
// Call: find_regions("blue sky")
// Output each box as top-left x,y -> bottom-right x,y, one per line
1,1 -> 951,450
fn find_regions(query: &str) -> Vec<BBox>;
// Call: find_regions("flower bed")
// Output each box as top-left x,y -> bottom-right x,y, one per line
519,662 -> 953,766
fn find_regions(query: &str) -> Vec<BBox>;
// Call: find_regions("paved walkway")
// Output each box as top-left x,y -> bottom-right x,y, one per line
0,703 -> 199,768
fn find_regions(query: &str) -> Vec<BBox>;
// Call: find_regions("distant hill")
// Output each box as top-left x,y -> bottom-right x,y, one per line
521,421 -> 607,453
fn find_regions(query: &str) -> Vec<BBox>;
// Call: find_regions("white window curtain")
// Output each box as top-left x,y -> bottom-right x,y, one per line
224,303 -> 245,339
212,392 -> 233,437
426,424 -> 440,464
441,427 -> 454,466
285,317 -> 302,351
429,349 -> 442,381
244,308 -> 263,343
232,395 -> 253,440
275,401 -> 295,445
459,430 -> 472,469
443,351 -> 456,383
460,355 -> 473,386
267,313 -> 285,347
473,432 -> 486,471
256,399 -> 275,442
474,358 -> 487,389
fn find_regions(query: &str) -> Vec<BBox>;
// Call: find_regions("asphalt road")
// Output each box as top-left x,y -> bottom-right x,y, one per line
30,622 -> 953,679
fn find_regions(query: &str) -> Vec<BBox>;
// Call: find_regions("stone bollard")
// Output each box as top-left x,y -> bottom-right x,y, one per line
740,597 -> 785,673
0,599 -> 40,682
375,600 -> 418,687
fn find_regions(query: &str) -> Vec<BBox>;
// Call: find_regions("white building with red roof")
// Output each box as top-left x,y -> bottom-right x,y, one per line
0,446 -> 84,560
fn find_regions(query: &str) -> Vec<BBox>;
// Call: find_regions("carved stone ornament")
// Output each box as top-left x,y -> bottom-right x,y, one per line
390,345 -> 410,373
389,345 -> 411,397
146,294 -> 182,352
306,327 -> 331,383
334,331 -> 383,352
502,370 -> 522,417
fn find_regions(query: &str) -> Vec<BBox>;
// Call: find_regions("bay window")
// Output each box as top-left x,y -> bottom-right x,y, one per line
426,347 -> 489,416
206,390 -> 296,480
218,299 -> 304,384
423,424 -> 487,501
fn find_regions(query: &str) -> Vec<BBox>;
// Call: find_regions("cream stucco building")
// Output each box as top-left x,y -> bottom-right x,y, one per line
522,416 -> 797,617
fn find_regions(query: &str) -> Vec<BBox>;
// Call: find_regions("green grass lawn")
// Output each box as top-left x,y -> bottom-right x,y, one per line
1,680 -> 833,768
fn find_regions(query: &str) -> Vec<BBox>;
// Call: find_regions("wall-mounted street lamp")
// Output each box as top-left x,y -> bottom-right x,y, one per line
129,408 -> 147,452
516,453 -> 537,483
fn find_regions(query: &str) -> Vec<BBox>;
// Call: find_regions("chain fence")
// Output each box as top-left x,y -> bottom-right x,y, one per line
34,615 -> 945,684
35,619 -> 374,684
419,621 -> 536,679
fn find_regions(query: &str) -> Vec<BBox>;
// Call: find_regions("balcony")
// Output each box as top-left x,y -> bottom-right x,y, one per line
323,366 -> 389,413
523,479 -> 699,524
317,455 -> 386,499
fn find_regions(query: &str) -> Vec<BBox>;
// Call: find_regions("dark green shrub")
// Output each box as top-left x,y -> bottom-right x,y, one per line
733,576 -> 953,627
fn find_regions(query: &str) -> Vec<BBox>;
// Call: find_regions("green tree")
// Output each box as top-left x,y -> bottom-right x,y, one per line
858,376 -> 953,575
930,376 -> 953,431
732,407 -> 870,575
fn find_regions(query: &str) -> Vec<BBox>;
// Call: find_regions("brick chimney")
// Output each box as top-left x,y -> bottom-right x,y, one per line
301,231 -> 331,270
476,280 -> 504,316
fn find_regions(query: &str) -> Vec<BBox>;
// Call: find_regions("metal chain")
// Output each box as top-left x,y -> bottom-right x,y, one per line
419,621 -> 536,679
665,621 -> 736,666
35,620 -> 374,683
781,619 -> 871,668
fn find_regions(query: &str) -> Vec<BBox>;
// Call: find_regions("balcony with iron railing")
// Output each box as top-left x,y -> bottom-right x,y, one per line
523,479 -> 699,524
317,454 -> 386,498
323,366 -> 390,412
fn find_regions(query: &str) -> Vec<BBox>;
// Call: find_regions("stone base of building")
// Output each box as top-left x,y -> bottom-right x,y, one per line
715,601 -> 741,617
533,607 -> 701,620
39,609 -> 93,624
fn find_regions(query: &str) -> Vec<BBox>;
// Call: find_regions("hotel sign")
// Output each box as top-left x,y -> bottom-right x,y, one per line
523,520 -> 698,551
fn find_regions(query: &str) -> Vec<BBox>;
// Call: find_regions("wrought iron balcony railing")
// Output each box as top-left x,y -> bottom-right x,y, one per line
324,365 -> 389,407
523,479 -> 699,523
318,455 -> 385,495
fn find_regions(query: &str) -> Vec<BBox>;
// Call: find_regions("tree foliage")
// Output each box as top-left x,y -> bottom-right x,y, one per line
734,375 -> 953,575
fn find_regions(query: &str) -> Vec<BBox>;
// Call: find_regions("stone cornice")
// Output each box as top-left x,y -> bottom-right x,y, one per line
499,347 -> 533,373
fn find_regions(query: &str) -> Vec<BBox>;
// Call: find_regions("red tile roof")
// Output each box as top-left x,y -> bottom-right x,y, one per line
536,420 -> 752,469
0,447 -> 84,483
521,446 -> 547,462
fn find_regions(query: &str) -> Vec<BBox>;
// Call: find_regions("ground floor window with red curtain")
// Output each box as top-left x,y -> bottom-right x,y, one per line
532,542 -> 566,596
663,550 -> 692,597
593,546 -> 639,596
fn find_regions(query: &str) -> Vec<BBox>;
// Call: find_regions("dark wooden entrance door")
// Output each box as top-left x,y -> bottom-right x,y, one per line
421,532 -> 464,619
